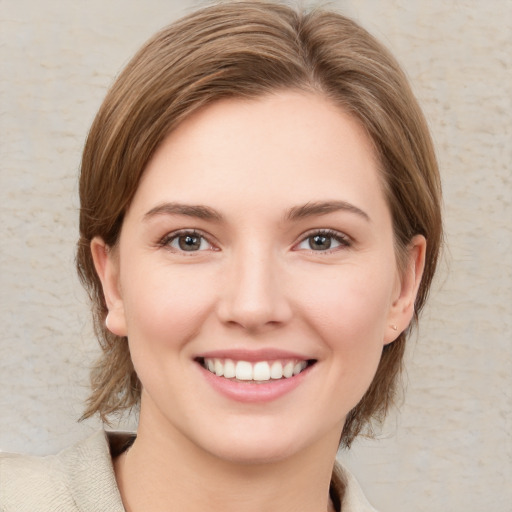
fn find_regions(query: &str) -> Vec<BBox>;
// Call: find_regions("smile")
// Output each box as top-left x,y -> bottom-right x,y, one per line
197,358 -> 315,382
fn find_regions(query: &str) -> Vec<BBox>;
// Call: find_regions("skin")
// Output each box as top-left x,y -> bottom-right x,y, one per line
92,90 -> 425,512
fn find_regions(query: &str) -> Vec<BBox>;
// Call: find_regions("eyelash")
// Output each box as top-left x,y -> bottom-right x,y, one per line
157,228 -> 351,254
295,229 -> 352,253
158,229 -> 216,253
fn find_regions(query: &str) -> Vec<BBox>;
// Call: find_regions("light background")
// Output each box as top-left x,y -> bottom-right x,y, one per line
0,1 -> 510,511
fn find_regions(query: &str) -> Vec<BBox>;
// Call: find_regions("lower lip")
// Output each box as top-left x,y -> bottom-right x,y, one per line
197,363 -> 313,403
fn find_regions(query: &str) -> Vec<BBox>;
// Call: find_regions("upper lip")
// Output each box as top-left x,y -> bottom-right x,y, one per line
194,348 -> 314,362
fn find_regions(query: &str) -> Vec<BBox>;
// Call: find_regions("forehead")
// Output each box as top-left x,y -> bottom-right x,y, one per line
129,91 -> 387,220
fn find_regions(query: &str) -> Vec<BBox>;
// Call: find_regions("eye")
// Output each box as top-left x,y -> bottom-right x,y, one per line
296,230 -> 350,252
161,230 -> 213,252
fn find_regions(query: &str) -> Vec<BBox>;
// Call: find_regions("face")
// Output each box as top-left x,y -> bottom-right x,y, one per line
94,91 -> 424,464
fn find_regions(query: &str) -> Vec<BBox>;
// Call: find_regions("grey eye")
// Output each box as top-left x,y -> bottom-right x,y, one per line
167,233 -> 211,252
178,235 -> 203,251
296,231 -> 348,252
308,234 -> 333,251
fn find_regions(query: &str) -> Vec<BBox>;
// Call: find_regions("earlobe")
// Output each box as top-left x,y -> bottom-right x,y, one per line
384,235 -> 427,344
90,237 -> 127,337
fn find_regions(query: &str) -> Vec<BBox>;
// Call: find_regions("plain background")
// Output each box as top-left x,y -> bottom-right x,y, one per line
0,1 -> 510,511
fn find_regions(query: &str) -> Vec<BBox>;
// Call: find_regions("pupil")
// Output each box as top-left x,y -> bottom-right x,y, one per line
311,235 -> 331,250
179,235 -> 200,251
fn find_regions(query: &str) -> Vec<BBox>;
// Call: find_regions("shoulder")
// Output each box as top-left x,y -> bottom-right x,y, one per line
332,462 -> 379,512
0,430 -> 129,512
0,450 -> 77,512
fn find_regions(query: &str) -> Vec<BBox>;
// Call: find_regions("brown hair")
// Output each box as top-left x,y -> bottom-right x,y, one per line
77,0 -> 442,447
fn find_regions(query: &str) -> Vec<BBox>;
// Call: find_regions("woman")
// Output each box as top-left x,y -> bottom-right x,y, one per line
0,2 -> 442,511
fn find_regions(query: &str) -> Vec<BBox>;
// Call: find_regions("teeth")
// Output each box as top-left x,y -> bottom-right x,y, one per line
223,359 -> 236,378
235,361 -> 253,381
270,361 -> 283,379
202,358 -> 309,381
214,359 -> 224,377
293,362 -> 304,376
253,361 -> 271,381
283,362 -> 294,378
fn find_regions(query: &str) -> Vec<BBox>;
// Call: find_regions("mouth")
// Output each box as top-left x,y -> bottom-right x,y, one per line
195,357 -> 317,383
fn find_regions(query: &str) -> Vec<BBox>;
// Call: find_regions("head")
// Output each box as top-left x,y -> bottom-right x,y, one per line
77,1 -> 442,449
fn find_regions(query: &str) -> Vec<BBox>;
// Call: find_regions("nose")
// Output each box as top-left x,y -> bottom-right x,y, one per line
216,244 -> 293,333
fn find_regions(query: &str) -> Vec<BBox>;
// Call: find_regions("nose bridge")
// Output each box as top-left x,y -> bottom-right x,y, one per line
219,239 -> 291,330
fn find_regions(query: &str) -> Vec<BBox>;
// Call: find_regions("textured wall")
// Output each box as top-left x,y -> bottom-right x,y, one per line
1,1 -> 510,511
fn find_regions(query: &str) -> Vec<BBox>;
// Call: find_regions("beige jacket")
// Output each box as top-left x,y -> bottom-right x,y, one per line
0,431 -> 377,512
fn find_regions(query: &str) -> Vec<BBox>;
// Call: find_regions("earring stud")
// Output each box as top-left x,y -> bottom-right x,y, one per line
392,325 -> 398,331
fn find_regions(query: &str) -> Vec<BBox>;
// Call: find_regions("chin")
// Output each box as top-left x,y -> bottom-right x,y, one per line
205,436 -> 299,465
191,418 -> 332,466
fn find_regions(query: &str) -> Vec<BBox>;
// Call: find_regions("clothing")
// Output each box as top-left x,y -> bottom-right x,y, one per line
0,431 -> 377,512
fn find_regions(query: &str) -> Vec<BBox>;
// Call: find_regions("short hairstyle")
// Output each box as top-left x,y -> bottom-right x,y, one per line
77,0 -> 442,447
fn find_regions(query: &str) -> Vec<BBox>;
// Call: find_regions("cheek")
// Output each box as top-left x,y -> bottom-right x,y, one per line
119,264 -> 220,403
297,262 -> 395,339
120,262 -> 218,350
293,262 -> 395,400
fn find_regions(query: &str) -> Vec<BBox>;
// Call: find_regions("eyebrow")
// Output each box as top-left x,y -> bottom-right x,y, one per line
285,201 -> 371,222
143,200 -> 370,223
143,202 -> 224,222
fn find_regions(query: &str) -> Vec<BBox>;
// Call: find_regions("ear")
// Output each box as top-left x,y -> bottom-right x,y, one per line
384,235 -> 427,344
90,237 -> 127,337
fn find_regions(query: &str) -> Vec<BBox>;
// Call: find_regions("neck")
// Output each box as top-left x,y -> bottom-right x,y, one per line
114,412 -> 340,512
